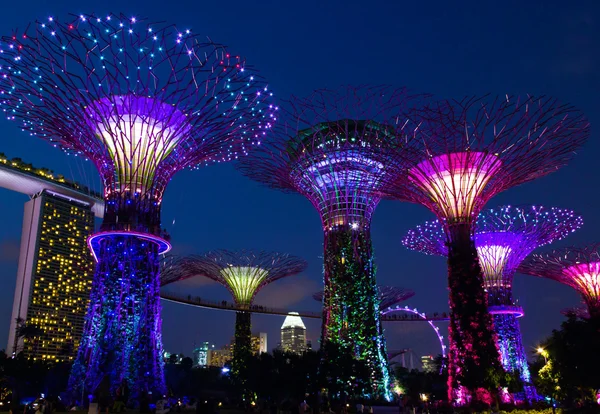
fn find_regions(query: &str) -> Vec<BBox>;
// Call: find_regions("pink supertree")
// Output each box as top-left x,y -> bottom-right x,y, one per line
519,244 -> 600,322
385,96 -> 589,403
404,205 -> 583,402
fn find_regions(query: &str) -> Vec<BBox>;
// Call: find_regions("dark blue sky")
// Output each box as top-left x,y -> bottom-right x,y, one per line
0,0 -> 598,362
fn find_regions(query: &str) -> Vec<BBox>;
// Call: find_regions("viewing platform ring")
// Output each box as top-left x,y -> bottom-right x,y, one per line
88,230 -> 171,262
488,305 -> 524,318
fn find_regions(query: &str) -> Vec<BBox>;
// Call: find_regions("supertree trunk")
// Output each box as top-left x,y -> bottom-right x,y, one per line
446,223 -> 502,403
233,311 -> 252,399
69,235 -> 165,402
233,311 -> 252,372
321,227 -> 390,399
491,313 -> 535,400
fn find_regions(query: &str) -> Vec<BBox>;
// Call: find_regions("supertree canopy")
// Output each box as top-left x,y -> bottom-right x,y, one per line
238,85 -> 418,399
386,96 -> 589,402
313,286 -> 415,311
561,306 -> 590,320
0,13 -> 275,398
164,250 -> 306,389
403,205 -> 583,401
519,244 -> 600,322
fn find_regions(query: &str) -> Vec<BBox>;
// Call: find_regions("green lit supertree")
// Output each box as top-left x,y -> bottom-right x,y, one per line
162,250 -> 306,394
238,86 -> 419,399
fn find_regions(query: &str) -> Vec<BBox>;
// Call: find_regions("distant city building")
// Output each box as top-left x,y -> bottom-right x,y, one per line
7,191 -> 96,361
421,355 -> 435,373
281,312 -> 307,354
208,332 -> 267,368
192,342 -> 215,367
208,346 -> 232,368
163,351 -> 184,364
252,332 -> 268,354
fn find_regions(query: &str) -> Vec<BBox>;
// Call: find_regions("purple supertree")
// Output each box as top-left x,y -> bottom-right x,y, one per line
161,250 -> 306,392
404,205 -> 583,401
237,86 -> 418,398
519,244 -> 600,322
0,13 -> 275,398
313,286 -> 415,311
385,97 -> 589,403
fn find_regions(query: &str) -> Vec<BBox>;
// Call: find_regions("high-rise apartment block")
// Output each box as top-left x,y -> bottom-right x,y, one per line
7,191 -> 96,361
207,332 -> 267,367
281,312 -> 307,354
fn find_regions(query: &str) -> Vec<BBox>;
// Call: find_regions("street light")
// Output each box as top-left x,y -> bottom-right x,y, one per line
537,346 -> 549,363
537,347 -> 555,414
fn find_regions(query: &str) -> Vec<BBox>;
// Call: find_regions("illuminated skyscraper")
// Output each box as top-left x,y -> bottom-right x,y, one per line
252,332 -> 268,354
281,312 -> 306,354
421,355 -> 435,373
192,342 -> 215,367
7,191 -> 95,361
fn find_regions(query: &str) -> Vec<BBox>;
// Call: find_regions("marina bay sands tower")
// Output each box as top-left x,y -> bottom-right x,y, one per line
1,156 -> 103,361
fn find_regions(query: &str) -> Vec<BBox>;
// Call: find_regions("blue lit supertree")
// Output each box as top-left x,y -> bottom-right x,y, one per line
0,13 -> 275,399
403,205 -> 583,401
237,86 -> 419,399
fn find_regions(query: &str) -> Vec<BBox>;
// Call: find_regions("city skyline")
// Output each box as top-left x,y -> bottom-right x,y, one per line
0,0 -> 597,368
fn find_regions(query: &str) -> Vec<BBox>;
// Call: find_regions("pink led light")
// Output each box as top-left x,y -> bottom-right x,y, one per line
410,152 -> 501,220
488,305 -> 524,318
563,262 -> 600,301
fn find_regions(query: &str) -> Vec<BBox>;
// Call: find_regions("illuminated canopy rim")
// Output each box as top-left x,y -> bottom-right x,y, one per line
409,151 -> 501,221
159,250 -> 307,305
403,205 -> 584,284
518,244 -> 600,311
0,12 -> 276,199
236,85 -> 420,196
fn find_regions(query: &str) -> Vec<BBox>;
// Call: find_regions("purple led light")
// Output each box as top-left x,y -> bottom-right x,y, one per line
88,230 -> 171,262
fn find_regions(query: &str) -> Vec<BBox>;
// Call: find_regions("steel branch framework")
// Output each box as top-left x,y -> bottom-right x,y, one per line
518,244 -> 600,322
313,286 -> 415,311
0,13 -> 275,399
386,96 -> 589,403
403,205 -> 583,401
238,85 -> 420,399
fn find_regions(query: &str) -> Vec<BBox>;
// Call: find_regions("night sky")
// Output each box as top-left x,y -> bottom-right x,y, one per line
0,0 -> 598,366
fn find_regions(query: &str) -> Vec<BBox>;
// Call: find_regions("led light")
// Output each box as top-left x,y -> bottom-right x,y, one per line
410,152 -> 501,220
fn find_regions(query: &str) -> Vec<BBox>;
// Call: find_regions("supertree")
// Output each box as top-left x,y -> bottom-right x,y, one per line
163,250 -> 306,387
561,306 -> 590,320
404,205 -> 583,400
0,13 -> 275,398
237,85 -> 418,398
519,244 -> 600,323
313,286 -> 416,311
385,96 -> 589,402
